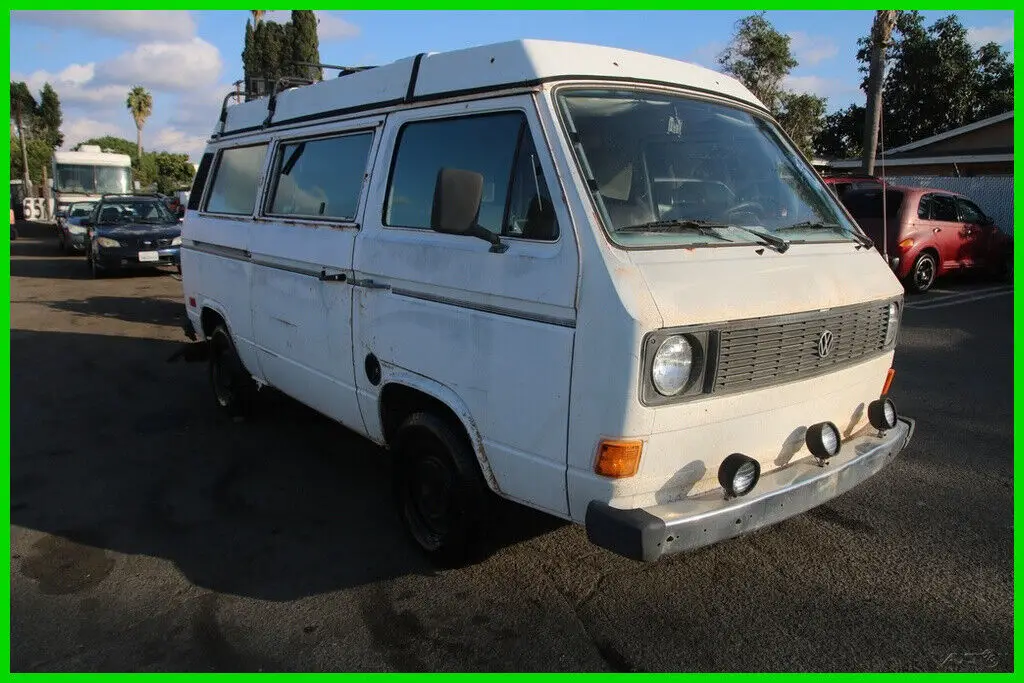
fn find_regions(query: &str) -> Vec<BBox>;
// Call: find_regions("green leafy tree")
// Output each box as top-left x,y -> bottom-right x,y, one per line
718,12 -> 797,115
777,92 -> 827,158
10,81 -> 37,189
814,104 -> 866,159
126,85 -> 153,162
152,151 -> 196,193
718,12 -> 825,157
9,131 -> 55,187
37,83 -> 64,150
854,11 -> 1013,151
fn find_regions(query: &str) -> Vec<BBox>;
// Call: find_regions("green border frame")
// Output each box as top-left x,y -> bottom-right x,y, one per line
3,6 -> 1018,675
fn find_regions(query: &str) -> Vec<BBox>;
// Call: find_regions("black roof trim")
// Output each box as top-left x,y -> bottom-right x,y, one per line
211,73 -> 770,142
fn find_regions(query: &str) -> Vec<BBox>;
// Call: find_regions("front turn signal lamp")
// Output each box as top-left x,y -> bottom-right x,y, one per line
595,439 -> 643,478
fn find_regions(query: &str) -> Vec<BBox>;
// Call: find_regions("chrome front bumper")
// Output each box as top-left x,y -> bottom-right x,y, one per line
586,417 -> 915,562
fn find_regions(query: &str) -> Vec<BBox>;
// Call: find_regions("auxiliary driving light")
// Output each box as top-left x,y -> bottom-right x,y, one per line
805,421 -> 841,462
868,397 -> 898,431
718,453 -> 760,498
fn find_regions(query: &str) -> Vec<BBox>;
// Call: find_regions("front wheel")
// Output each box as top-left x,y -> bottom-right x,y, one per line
905,252 -> 937,293
393,412 -> 490,567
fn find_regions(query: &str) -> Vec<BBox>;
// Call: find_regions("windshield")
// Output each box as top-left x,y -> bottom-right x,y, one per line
69,202 -> 96,217
55,164 -> 132,194
95,199 -> 176,226
556,88 -> 865,248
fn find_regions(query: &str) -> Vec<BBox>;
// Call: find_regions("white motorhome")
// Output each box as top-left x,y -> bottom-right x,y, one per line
51,145 -> 133,220
179,40 -> 914,565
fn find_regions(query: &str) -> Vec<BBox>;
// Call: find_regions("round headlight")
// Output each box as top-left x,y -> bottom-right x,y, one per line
868,397 -> 898,431
718,453 -> 761,497
884,302 -> 900,346
652,335 -> 693,396
806,421 -> 841,460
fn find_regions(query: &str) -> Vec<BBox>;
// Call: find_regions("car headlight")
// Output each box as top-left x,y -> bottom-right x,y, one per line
171,236 -> 182,246
95,236 -> 120,248
884,301 -> 900,346
652,335 -> 694,396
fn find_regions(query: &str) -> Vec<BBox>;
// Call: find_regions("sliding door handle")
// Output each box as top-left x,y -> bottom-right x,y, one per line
318,269 -> 347,282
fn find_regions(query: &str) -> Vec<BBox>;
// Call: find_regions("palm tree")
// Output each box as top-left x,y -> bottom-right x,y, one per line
862,10 -> 899,175
126,85 -> 153,165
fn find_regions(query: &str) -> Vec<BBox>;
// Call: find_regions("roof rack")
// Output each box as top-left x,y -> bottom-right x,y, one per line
214,61 -> 382,138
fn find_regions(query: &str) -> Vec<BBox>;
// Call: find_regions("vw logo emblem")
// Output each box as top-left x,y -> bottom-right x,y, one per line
818,330 -> 835,358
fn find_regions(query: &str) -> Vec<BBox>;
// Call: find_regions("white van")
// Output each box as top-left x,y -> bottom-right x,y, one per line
179,39 -> 915,565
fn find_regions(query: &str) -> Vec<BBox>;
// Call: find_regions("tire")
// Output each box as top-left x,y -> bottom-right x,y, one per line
208,324 -> 258,419
393,412 -> 490,567
905,252 -> 937,293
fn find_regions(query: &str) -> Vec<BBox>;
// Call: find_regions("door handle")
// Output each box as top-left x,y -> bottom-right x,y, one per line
351,278 -> 391,291
318,269 -> 347,282
933,228 -> 941,233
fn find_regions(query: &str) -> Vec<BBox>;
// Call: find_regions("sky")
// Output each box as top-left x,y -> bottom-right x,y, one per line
9,10 -> 1015,163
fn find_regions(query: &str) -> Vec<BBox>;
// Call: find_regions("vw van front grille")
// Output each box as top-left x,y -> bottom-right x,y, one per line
711,302 -> 891,393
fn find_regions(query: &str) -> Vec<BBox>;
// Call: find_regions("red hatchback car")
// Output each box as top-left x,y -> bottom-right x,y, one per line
841,185 -> 1013,293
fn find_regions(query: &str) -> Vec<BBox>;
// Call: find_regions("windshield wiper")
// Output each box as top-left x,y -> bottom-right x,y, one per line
728,225 -> 790,253
617,219 -> 734,241
775,221 -> 874,249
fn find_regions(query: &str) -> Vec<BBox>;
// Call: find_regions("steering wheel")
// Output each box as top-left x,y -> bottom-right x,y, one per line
725,200 -> 767,221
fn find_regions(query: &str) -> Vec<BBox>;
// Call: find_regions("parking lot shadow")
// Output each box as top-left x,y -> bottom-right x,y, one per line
11,328 -> 562,602
48,296 -> 187,328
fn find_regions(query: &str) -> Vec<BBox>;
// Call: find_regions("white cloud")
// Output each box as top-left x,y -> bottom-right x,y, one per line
788,32 -> 838,67
151,127 -> 209,160
14,64 -> 127,110
967,24 -> 1014,49
167,84 -> 234,133
262,10 -> 360,41
11,10 -> 196,43
94,38 -> 223,92
59,117 -> 136,150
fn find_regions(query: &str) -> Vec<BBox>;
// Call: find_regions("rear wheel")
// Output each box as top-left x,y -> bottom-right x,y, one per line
208,324 -> 258,419
393,412 -> 490,567
905,252 -> 937,293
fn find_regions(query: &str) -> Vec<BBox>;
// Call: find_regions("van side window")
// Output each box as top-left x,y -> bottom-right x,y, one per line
267,132 -> 373,220
188,152 -> 214,211
504,131 -> 559,240
385,112 -> 524,235
204,144 -> 269,215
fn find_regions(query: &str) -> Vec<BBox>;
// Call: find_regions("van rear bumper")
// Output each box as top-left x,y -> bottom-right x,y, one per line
585,416 -> 915,562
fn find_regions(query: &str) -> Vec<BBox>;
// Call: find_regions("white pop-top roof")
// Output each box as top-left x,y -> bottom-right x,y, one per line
53,148 -> 132,167
216,39 -> 765,137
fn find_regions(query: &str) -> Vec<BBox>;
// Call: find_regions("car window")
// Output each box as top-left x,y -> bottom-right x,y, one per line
956,198 -> 985,223
841,189 -> 903,220
385,112 -> 524,234
917,195 -> 933,219
930,194 -> 959,222
205,144 -> 269,215
267,132 -> 373,220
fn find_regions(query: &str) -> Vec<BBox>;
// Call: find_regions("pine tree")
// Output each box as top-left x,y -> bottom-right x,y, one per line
291,10 -> 322,81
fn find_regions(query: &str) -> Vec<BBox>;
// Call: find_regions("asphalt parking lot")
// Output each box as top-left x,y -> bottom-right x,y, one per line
10,220 -> 1013,672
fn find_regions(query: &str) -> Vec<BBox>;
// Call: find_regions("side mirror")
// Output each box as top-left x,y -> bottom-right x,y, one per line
431,168 -> 508,253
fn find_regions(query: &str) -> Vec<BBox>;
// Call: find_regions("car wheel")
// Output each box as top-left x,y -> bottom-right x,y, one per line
208,324 -> 258,419
393,412 -> 490,567
905,252 -> 937,293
